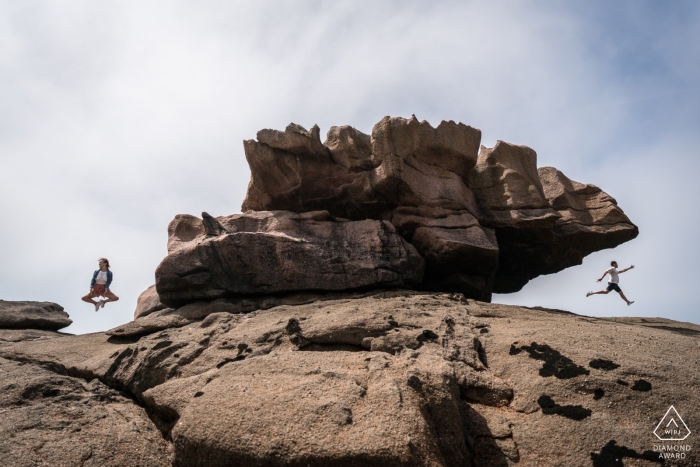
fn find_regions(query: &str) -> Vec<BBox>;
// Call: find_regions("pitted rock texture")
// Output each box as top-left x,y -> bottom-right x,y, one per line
0,300 -> 72,331
0,328 -> 68,346
0,356 -> 170,467
2,293 -> 698,466
135,284 -> 167,320
156,210 -> 424,307
236,116 -> 638,299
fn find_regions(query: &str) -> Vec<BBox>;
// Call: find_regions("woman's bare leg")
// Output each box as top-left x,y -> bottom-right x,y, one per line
81,293 -> 98,305
102,290 -> 119,305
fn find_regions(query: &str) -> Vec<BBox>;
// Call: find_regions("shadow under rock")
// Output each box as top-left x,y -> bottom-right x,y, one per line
298,343 -> 367,352
461,403 -> 519,467
631,379 -> 652,391
590,440 -> 661,467
106,335 -> 142,344
646,325 -> 700,337
589,358 -> 620,371
537,395 -> 592,421
510,342 -> 590,379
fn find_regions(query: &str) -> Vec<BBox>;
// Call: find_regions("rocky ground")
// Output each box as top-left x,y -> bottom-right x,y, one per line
2,293 -> 698,466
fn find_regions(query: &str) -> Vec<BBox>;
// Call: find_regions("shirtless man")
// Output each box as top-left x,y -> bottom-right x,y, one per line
586,261 -> 635,306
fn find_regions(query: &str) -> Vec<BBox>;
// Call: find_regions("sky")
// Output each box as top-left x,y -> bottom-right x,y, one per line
1,1 -> 699,334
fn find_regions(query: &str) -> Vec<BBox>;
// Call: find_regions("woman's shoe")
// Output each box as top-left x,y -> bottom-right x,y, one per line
100,300 -> 106,309
94,301 -> 101,312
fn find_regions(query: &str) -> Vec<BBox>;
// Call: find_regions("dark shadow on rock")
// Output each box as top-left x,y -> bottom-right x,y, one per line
590,440 -> 662,467
475,339 -> 488,368
537,395 -> 591,421
631,379 -> 652,391
299,343 -> 367,352
589,359 -> 620,371
510,342 -> 589,379
461,403 -> 518,467
647,325 -> 700,337
527,306 -> 576,316
594,388 -> 605,400
416,329 -> 439,341
616,379 -> 629,386
106,335 -> 142,344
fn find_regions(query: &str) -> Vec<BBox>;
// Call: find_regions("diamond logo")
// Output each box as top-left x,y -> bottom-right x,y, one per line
654,406 -> 691,441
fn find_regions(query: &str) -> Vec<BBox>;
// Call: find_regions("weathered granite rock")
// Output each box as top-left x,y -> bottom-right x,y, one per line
242,116 -> 482,219
1,293 -> 504,466
468,141 -> 561,230
156,210 -> 424,307
539,166 -> 637,238
0,356 -> 170,467
134,285 -> 167,320
367,116 -> 482,215
2,293 -> 698,466
411,225 -> 499,301
235,116 -> 638,301
0,328 -> 67,345
489,167 -> 639,293
0,300 -> 72,331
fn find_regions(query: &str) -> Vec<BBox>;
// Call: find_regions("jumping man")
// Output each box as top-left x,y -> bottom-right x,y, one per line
586,261 -> 634,306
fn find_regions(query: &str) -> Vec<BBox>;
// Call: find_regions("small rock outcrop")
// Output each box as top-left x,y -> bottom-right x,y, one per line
0,300 -> 72,331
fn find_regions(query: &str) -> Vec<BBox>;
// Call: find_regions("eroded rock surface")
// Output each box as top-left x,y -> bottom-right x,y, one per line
0,356 -> 170,467
2,293 -> 698,466
135,285 -> 167,320
156,210 -> 424,307
230,116 -> 638,301
0,300 -> 72,331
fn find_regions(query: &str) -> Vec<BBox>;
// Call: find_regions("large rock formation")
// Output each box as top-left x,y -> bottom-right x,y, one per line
2,294 -> 698,466
232,116 -> 637,301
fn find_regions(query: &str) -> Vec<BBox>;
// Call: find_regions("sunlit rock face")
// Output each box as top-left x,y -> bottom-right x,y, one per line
228,116 -> 636,301
5,294 -> 699,467
156,210 -> 425,308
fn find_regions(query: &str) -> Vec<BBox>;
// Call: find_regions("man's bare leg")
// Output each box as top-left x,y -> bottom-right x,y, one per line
588,290 -> 610,296
618,291 -> 633,305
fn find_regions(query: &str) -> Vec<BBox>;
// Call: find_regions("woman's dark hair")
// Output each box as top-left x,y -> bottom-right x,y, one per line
610,260 -> 617,266
99,258 -> 110,269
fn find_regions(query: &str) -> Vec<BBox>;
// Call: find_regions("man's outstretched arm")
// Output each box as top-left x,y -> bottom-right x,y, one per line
596,271 -> 609,282
619,265 -> 635,274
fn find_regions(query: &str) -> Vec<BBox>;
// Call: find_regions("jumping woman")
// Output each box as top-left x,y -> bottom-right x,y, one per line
81,258 -> 119,311
586,261 -> 634,306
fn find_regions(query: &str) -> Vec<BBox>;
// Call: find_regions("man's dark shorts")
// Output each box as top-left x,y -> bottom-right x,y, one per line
606,283 -> 622,292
